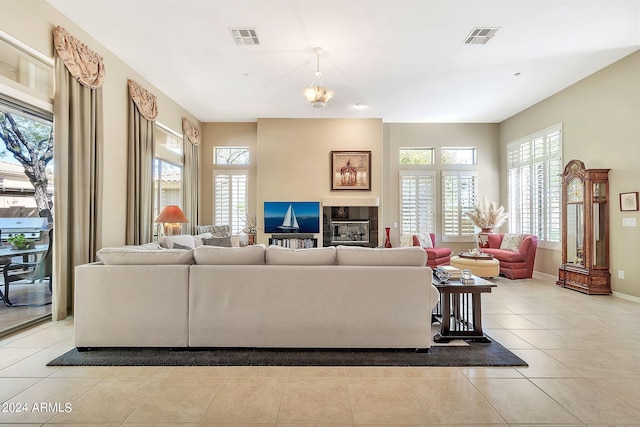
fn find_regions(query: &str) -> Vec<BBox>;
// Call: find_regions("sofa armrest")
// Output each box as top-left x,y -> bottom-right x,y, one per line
487,233 -> 504,249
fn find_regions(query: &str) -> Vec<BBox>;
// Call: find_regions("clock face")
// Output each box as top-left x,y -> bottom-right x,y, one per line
567,178 -> 584,203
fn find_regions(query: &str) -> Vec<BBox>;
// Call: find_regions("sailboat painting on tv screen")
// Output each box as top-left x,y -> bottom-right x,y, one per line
264,202 -> 320,234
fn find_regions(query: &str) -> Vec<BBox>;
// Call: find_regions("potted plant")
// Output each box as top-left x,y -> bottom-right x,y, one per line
7,233 -> 35,250
466,196 -> 508,233
243,218 -> 257,245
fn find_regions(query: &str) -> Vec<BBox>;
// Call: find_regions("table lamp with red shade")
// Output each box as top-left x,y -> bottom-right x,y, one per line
155,205 -> 188,236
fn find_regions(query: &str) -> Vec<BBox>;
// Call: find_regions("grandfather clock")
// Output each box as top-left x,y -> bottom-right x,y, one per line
556,160 -> 611,294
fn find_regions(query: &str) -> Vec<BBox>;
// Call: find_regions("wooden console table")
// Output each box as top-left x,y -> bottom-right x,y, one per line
432,275 -> 496,343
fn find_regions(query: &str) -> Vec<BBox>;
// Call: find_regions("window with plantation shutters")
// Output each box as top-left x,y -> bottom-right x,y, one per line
399,170 -> 436,234
214,171 -> 247,235
442,170 -> 478,242
507,124 -> 562,248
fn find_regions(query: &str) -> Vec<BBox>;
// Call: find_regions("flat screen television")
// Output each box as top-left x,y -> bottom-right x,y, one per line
264,201 -> 320,234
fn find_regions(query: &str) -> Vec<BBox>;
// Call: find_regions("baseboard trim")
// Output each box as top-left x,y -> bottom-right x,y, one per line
533,271 -> 556,282
535,271 -> 640,303
612,291 -> 640,304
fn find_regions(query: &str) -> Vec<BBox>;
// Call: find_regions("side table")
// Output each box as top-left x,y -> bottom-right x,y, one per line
432,275 -> 496,343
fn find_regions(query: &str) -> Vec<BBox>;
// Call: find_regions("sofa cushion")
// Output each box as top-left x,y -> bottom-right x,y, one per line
482,248 -> 525,263
195,224 -> 230,236
425,246 -> 452,260
203,236 -> 232,247
500,233 -> 526,251
193,244 -> 266,265
336,246 -> 426,266
266,245 -> 336,265
96,247 -> 194,265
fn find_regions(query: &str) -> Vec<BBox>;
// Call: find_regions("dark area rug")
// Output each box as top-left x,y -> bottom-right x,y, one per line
47,337 -> 527,367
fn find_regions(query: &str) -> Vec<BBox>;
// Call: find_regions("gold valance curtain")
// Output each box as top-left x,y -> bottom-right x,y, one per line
182,117 -> 200,146
182,117 -> 200,234
126,80 -> 156,244
127,79 -> 158,121
52,26 -> 104,320
53,26 -> 105,89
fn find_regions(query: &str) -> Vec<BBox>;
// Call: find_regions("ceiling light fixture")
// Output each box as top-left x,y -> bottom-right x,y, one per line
303,47 -> 334,112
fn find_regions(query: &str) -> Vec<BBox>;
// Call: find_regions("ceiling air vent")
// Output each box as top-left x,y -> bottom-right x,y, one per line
463,27 -> 499,45
229,28 -> 260,46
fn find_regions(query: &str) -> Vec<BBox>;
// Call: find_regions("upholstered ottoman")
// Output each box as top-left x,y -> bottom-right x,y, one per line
450,255 -> 500,278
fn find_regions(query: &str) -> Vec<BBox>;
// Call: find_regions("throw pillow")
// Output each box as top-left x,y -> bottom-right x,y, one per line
195,224 -> 230,237
172,242 -> 192,250
413,233 -> 433,249
399,233 -> 415,248
203,236 -> 232,247
500,233 -> 526,252
158,235 -> 196,249
193,233 -> 213,247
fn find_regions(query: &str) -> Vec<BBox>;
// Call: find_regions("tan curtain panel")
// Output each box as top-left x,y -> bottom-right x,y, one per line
52,40 -> 104,320
53,26 -> 105,89
126,81 -> 156,244
127,79 -> 158,121
182,118 -> 200,233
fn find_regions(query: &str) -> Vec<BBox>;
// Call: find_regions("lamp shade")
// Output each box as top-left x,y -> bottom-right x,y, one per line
303,85 -> 334,107
154,205 -> 188,223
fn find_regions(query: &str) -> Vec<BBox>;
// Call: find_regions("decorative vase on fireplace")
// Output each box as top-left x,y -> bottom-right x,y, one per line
384,227 -> 392,248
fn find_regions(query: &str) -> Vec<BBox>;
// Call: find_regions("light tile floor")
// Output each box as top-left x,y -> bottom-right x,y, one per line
1,274 -> 640,426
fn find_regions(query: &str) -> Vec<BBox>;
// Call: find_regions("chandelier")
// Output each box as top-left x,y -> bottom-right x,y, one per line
302,47 -> 334,110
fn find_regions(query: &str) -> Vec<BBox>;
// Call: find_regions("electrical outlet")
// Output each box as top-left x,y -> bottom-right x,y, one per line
623,218 -> 637,227
393,222 -> 398,228
618,270 -> 625,279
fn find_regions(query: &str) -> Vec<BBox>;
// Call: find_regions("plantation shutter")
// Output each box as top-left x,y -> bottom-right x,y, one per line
214,171 -> 247,234
507,124 -> 562,245
399,170 -> 436,234
442,170 -> 478,242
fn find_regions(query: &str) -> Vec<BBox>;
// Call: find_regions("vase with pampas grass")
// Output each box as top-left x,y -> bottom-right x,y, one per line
466,196 -> 508,233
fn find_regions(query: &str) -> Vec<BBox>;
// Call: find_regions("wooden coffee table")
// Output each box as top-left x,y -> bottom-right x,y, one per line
432,275 -> 496,343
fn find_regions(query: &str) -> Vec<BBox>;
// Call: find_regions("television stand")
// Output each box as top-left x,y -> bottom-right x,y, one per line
269,234 -> 318,248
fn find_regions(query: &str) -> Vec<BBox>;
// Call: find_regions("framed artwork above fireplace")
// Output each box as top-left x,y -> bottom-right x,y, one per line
331,151 -> 371,191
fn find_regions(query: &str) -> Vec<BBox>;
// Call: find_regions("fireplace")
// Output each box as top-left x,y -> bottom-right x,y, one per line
322,203 -> 379,247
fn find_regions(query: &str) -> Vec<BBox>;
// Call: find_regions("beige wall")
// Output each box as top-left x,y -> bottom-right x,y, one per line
7,0 -> 639,298
0,0 -> 201,248
383,123 -> 500,254
500,50 -> 640,297
256,118 -> 383,245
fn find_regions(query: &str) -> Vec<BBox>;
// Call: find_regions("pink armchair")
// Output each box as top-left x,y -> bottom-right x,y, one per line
412,233 -> 452,268
481,234 -> 538,279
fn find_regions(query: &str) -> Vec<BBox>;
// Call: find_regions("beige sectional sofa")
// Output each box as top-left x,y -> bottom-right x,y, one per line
74,244 -> 439,350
